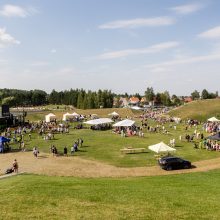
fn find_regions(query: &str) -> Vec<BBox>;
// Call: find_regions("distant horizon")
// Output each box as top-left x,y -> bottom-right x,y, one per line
0,0 -> 220,94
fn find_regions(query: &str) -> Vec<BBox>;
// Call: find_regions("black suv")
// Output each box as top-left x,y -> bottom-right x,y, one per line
158,156 -> 191,171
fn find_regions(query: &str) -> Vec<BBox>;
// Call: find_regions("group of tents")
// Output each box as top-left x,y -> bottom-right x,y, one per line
45,112 -> 80,123
45,111 -> 136,127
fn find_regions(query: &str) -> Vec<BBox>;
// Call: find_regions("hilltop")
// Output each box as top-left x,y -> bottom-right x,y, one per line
168,99 -> 220,121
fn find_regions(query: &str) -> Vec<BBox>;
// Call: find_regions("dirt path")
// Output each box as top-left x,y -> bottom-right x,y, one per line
1,152 -> 220,178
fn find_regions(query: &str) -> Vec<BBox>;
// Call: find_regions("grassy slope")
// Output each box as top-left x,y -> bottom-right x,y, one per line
0,171 -> 220,220
26,108 -> 135,122
168,99 -> 220,121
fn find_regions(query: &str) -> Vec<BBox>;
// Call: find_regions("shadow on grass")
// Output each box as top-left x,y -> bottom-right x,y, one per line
191,164 -> 197,169
124,151 -> 150,155
175,145 -> 183,148
37,155 -> 49,159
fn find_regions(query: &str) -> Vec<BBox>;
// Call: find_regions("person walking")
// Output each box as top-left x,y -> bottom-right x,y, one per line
33,146 -> 38,158
71,145 -> 74,155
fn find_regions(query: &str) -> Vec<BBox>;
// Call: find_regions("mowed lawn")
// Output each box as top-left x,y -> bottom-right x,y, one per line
0,171 -> 220,220
10,120 -> 220,167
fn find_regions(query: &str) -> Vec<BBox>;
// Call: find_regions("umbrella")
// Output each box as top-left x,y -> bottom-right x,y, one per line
207,117 -> 220,122
148,142 -> 176,154
0,136 -> 10,143
108,111 -> 119,116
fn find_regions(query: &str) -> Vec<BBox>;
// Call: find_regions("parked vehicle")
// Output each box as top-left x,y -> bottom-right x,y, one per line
158,156 -> 191,171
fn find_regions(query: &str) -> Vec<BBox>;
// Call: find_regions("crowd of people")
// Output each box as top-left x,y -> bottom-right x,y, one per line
203,121 -> 220,133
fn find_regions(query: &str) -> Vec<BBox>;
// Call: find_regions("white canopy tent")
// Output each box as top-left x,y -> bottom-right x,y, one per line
72,112 -> 80,117
148,142 -> 176,154
207,117 -> 220,122
45,113 -> 56,123
113,119 -> 135,127
62,113 -> 74,121
108,111 -> 119,116
84,118 -> 113,125
173,117 -> 181,124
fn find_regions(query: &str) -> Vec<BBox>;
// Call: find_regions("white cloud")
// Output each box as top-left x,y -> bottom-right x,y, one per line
50,49 -> 57,53
170,3 -> 203,15
30,61 -> 49,67
99,16 -> 175,29
146,53 -> 220,72
0,28 -> 20,47
0,4 -> 38,18
198,26 -> 220,39
96,41 -> 179,60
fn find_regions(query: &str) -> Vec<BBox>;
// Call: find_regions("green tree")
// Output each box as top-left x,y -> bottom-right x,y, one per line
201,89 -> 209,99
145,87 -> 155,101
191,90 -> 200,100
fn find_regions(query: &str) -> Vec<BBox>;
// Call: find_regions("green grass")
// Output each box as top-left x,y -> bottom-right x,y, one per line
26,107 -> 135,122
10,120 -> 220,168
0,171 -> 220,219
169,99 -> 220,121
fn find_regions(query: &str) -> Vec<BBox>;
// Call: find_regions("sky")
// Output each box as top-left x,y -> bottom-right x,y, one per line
0,0 -> 220,96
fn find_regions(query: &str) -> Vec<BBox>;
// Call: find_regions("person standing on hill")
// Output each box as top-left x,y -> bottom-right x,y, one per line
64,146 -> 68,156
79,138 -> 83,147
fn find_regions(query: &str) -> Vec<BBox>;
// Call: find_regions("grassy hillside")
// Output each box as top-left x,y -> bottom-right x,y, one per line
168,99 -> 220,121
26,107 -> 135,122
1,171 -> 220,219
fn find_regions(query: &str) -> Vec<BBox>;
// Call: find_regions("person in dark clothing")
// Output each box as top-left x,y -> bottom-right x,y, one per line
74,142 -> 78,152
64,146 -> 68,156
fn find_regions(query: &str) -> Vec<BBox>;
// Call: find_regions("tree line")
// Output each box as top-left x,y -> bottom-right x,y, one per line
0,87 -> 218,109
0,88 -> 114,109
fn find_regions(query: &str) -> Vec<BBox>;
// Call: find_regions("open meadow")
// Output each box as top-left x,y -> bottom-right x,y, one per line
0,171 -> 220,220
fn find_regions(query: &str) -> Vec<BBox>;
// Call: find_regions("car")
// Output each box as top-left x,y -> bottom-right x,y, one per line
158,156 -> 191,171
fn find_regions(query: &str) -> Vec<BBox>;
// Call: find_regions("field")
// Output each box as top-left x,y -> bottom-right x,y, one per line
0,171 -> 220,220
1,102 -> 220,220
169,99 -> 220,121
7,119 -> 220,168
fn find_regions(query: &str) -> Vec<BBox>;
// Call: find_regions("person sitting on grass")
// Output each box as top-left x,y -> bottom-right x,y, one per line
13,159 -> 18,173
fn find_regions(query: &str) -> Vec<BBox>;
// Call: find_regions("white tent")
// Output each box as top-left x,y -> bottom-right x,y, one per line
108,111 -> 119,116
148,142 -> 176,154
173,117 -> 181,124
45,113 -> 56,123
62,112 -> 74,121
113,119 -> 135,127
84,118 -> 113,125
91,114 -> 99,119
207,117 -> 220,122
72,112 -> 80,117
